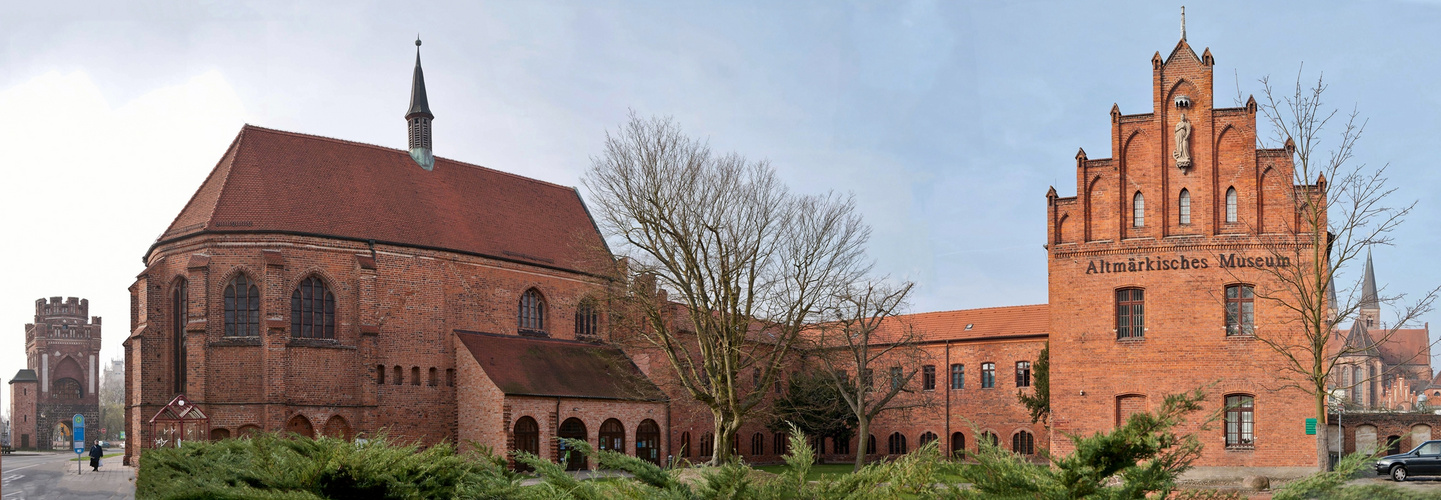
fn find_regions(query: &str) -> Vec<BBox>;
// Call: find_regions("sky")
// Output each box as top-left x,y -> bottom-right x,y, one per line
4,0 -> 1441,416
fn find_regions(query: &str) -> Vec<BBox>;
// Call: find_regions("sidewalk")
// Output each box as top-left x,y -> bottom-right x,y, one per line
56,461 -> 137,499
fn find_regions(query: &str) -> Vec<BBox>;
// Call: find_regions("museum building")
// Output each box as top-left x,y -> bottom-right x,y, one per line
122,33 -> 1434,477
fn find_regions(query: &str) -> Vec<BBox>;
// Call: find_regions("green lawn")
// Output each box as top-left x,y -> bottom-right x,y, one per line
69,452 -> 123,461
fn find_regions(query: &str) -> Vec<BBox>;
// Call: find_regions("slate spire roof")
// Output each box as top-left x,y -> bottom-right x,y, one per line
1361,249 -> 1379,311
1343,318 -> 1381,357
149,125 -> 609,274
407,38 -> 432,120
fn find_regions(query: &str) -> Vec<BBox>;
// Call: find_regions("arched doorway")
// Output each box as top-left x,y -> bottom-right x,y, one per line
599,419 -> 625,454
951,432 -> 966,459
286,414 -> 314,439
237,425 -> 261,437
323,415 -> 350,440
52,422 -> 71,450
558,418 -> 588,471
635,419 -> 661,465
513,416 -> 540,472
211,428 -> 231,440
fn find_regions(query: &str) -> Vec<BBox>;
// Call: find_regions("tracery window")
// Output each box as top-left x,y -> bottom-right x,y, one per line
575,299 -> 599,339
224,274 -> 260,337
1013,430 -> 1035,455
290,276 -> 335,339
518,289 -> 546,335
919,431 -> 938,447
1116,288 -> 1144,339
172,279 -> 188,394
887,432 -> 908,454
1225,284 -> 1256,336
1225,394 -> 1255,448
751,432 -> 764,455
54,378 -> 82,400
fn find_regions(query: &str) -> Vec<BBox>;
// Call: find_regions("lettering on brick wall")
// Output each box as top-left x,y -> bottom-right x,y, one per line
1084,254 -> 1291,275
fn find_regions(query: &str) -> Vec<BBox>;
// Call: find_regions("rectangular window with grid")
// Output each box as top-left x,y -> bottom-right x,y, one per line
981,363 -> 995,388
1016,361 -> 1031,387
1225,395 -> 1255,448
890,367 -> 904,390
922,365 -> 936,390
950,364 -> 964,390
1225,284 -> 1255,336
1116,288 -> 1144,339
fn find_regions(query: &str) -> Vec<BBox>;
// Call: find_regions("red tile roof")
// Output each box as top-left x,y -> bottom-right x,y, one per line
870,304 -> 1049,344
1369,327 -> 1431,367
455,331 -> 665,401
151,125 -> 609,273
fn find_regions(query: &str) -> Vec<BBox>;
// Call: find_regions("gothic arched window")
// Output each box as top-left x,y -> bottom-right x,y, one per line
290,276 -> 335,339
54,378 -> 82,399
1133,191 -> 1145,227
519,288 -> 546,335
172,279 -> 188,394
1179,189 -> 1191,225
575,298 -> 599,339
224,274 -> 260,337
1225,187 -> 1238,223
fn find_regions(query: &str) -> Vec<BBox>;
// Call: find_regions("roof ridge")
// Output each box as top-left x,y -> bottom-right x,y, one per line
454,329 -> 613,348
158,127 -> 248,239
899,303 -> 1048,317
240,124 -> 580,192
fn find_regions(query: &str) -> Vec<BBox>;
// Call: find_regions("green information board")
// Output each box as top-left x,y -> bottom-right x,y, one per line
1305,418 -> 1317,435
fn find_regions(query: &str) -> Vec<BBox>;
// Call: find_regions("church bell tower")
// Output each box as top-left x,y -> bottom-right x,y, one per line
407,38 -> 435,170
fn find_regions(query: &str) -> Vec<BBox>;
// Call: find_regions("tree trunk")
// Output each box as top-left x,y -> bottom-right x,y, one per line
853,414 -> 869,472
1316,389 -> 1330,471
711,408 -> 738,465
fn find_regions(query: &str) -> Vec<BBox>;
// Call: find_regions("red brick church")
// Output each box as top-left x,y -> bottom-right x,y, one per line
124,32 -> 1432,479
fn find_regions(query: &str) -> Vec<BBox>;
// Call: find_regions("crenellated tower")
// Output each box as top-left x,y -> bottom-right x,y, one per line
12,296 -> 102,450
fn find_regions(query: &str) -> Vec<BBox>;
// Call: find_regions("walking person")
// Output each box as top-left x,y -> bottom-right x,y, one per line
89,442 -> 103,471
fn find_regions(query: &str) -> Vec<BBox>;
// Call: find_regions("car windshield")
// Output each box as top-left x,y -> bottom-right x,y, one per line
1418,442 -> 1441,456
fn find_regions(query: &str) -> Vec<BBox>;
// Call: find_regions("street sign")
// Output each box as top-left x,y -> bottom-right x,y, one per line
73,414 -> 85,454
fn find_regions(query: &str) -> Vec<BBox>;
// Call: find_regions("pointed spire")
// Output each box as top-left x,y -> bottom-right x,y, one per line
407,37 -> 433,120
1361,249 -> 1379,311
1327,277 -> 1337,313
1180,6 -> 1187,41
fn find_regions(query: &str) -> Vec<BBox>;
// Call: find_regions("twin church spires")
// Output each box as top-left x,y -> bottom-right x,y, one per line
407,38 -> 435,170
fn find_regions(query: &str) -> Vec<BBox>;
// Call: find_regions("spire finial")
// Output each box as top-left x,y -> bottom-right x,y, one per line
1181,6 -> 1187,41
416,35 -> 422,47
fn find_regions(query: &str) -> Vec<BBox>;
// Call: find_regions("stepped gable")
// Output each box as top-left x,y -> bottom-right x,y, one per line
455,330 -> 665,401
150,125 -> 608,273
872,304 -> 1049,344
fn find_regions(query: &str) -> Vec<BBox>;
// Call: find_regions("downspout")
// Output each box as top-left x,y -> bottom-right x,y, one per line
944,340 -> 951,457
665,400 -> 672,468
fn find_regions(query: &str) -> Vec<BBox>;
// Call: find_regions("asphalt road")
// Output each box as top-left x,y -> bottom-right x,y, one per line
1,451 -> 134,500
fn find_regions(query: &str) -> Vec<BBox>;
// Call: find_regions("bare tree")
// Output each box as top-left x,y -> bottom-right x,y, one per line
584,113 -> 870,464
810,280 -> 934,471
1233,69 -> 1438,470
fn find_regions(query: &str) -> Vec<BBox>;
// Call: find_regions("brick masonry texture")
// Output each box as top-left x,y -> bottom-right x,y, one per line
1046,39 -> 1316,469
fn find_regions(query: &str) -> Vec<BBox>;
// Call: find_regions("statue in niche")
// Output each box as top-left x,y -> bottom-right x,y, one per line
1173,112 -> 1192,168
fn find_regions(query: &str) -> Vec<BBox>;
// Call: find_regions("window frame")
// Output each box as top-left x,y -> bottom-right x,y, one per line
1015,361 -> 1032,388
950,363 -> 964,390
922,365 -> 936,391
1133,191 -> 1145,227
224,274 -> 261,337
518,288 -> 547,336
1225,187 -> 1238,223
574,298 -> 600,339
1179,188 -> 1191,225
1116,288 -> 1145,339
290,276 -> 336,339
1224,394 -> 1255,449
981,362 -> 996,389
1012,430 -> 1035,455
890,366 -> 905,390
1225,284 -> 1256,336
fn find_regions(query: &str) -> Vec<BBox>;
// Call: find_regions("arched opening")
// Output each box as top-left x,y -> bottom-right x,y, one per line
1132,191 -> 1145,227
700,433 -> 714,457
518,288 -> 547,336
211,428 -> 231,440
224,274 -> 260,337
1178,189 -> 1191,225
238,425 -> 261,437
53,377 -> 82,400
290,276 -> 336,339
575,298 -> 600,340
679,432 -> 692,458
599,418 -> 625,455
1387,435 -> 1403,456
172,279 -> 188,394
919,431 -> 938,448
558,418 -> 588,471
323,415 -> 350,440
951,432 -> 966,459
286,414 -> 314,439
513,416 -> 540,471
773,432 -> 789,456
52,422 -> 71,450
866,434 -> 877,454
1013,430 -> 1035,455
887,432 -> 907,454
981,431 -> 999,449
1225,187 -> 1238,224
636,419 -> 661,465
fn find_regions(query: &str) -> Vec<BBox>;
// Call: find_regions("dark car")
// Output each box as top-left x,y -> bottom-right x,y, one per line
1374,440 -> 1441,481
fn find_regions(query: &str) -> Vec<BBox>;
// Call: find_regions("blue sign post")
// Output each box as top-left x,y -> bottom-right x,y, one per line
73,414 -> 84,475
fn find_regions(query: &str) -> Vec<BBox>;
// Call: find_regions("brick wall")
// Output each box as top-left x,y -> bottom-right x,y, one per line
9,381 -> 36,449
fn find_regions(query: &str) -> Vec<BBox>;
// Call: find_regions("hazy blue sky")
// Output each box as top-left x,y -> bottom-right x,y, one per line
4,1 -> 1441,414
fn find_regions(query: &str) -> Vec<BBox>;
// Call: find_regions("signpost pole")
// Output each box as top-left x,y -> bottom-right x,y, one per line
73,414 -> 85,475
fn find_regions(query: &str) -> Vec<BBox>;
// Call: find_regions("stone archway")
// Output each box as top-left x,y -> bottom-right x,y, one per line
557,418 -> 588,471
286,414 -> 315,439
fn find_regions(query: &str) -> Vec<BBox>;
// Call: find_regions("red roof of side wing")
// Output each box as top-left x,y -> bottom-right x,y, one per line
150,125 -> 609,273
455,330 -> 665,401
868,304 -> 1050,344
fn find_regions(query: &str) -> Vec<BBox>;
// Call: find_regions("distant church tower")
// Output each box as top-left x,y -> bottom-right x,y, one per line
407,38 -> 435,170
